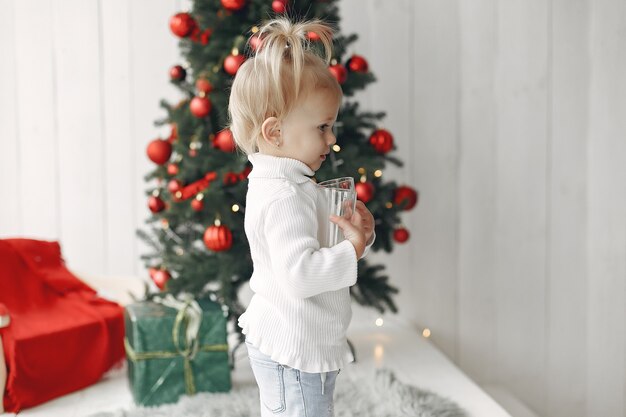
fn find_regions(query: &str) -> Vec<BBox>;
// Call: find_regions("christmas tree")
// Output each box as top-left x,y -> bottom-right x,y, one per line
138,0 -> 418,338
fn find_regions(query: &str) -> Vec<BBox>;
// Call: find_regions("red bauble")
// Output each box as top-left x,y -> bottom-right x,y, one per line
167,179 -> 183,194
195,78 -> 213,94
190,96 -> 212,118
169,12 -> 196,38
168,123 -> 178,143
272,0 -> 288,13
223,172 -> 239,185
224,54 -> 246,75
203,224 -> 233,251
167,163 -> 179,176
169,65 -> 186,81
307,31 -> 320,41
146,139 -> 172,165
393,228 -> 410,243
249,34 -> 263,51
328,64 -> 347,84
347,55 -> 369,73
369,129 -> 394,154
148,196 -> 166,213
356,181 -> 375,203
191,198 -> 204,212
221,0 -> 246,11
393,185 -> 419,211
151,269 -> 170,290
213,129 -> 236,152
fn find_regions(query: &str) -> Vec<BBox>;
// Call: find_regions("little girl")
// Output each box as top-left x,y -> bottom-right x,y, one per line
228,17 -> 375,417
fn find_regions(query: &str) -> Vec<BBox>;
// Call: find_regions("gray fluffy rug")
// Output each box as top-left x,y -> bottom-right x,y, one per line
90,368 -> 467,417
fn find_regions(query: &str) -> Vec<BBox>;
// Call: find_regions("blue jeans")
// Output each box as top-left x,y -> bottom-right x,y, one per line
245,341 -> 340,417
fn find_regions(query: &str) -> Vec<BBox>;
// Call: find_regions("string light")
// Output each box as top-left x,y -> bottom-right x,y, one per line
331,58 -> 338,66
358,167 -> 366,175
385,202 -> 393,209
232,48 -> 239,56
214,218 -> 222,226
251,26 -> 259,33
375,317 -> 384,327
332,144 -> 341,152
374,169 -> 383,178
152,189 -> 160,197
422,328 -> 431,338
232,204 -> 240,212
175,191 -> 182,199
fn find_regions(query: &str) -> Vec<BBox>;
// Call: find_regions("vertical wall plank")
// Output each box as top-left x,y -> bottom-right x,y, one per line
547,1 -> 589,416
586,0 -> 626,415
494,0 -> 549,412
52,0 -> 105,272
101,0 -> 136,275
457,0 -> 497,384
129,0 -> 180,275
14,0 -> 59,239
0,0 -> 21,235
412,0 -> 460,359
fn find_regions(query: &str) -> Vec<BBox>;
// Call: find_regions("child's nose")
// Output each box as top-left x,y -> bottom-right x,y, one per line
327,132 -> 337,146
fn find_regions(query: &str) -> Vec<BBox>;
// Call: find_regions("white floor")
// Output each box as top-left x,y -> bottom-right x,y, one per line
2,305 -> 512,417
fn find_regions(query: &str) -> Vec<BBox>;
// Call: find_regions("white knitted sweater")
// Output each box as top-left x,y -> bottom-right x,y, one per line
238,153 -> 374,373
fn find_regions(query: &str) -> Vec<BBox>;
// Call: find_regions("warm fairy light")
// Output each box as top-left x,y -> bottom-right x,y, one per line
214,219 -> 222,226
374,344 -> 384,364
332,144 -> 341,152
375,317 -> 384,327
251,26 -> 259,33
175,247 -> 184,256
196,193 -> 204,201
360,175 -> 367,183
232,204 -> 240,212
212,65 -> 219,73
385,202 -> 393,209
232,48 -> 239,56
358,167 -> 366,175
175,191 -> 182,199
152,189 -> 160,197
422,328 -> 431,338
161,219 -> 169,229
374,170 -> 383,177
330,58 -> 338,66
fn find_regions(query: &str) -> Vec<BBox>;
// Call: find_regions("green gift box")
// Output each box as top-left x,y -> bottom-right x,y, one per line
124,297 -> 231,406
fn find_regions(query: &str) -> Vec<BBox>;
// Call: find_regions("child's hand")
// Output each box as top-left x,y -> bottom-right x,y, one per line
354,201 -> 374,243
330,210 -> 367,258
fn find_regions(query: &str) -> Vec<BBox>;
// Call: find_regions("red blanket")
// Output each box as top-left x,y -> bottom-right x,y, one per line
0,238 -> 125,412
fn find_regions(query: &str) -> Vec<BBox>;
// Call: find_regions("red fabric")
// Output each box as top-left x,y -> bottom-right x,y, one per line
0,238 -> 125,412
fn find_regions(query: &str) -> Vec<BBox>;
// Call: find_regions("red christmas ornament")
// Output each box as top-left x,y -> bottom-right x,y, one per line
221,0 -> 246,11
167,163 -> 179,176
168,179 -> 183,194
146,139 -> 172,165
151,269 -> 170,290
356,181 -> 375,203
223,172 -> 239,185
200,29 -> 213,45
393,185 -> 419,210
190,96 -> 212,118
191,198 -> 204,212
148,196 -> 166,213
369,129 -> 394,154
307,31 -> 320,41
169,12 -> 196,38
196,78 -> 213,94
240,165 -> 252,180
204,224 -> 233,251
329,64 -> 347,84
213,129 -> 236,152
393,228 -> 410,243
272,0 -> 288,13
168,123 -> 178,143
224,53 -> 246,75
169,65 -> 186,81
347,55 -> 369,73
189,149 -> 198,157
249,34 -> 263,51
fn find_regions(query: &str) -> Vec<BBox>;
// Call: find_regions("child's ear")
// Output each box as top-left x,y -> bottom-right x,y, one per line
261,117 -> 282,148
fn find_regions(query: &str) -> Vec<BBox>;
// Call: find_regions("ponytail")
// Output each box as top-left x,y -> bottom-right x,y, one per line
255,17 -> 334,103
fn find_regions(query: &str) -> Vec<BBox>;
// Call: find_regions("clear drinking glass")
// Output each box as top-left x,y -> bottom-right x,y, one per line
316,177 -> 357,248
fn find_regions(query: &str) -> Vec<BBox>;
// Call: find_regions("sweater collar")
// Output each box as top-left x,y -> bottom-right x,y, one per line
247,153 -> 314,184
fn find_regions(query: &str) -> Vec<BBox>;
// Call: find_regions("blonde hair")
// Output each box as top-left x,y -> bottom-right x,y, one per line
228,17 -> 342,155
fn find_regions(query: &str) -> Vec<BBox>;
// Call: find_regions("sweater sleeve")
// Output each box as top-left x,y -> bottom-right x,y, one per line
264,192 -> 358,299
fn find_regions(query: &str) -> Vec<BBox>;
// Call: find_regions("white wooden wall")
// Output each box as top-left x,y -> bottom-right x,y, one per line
1,1 -> 625,416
